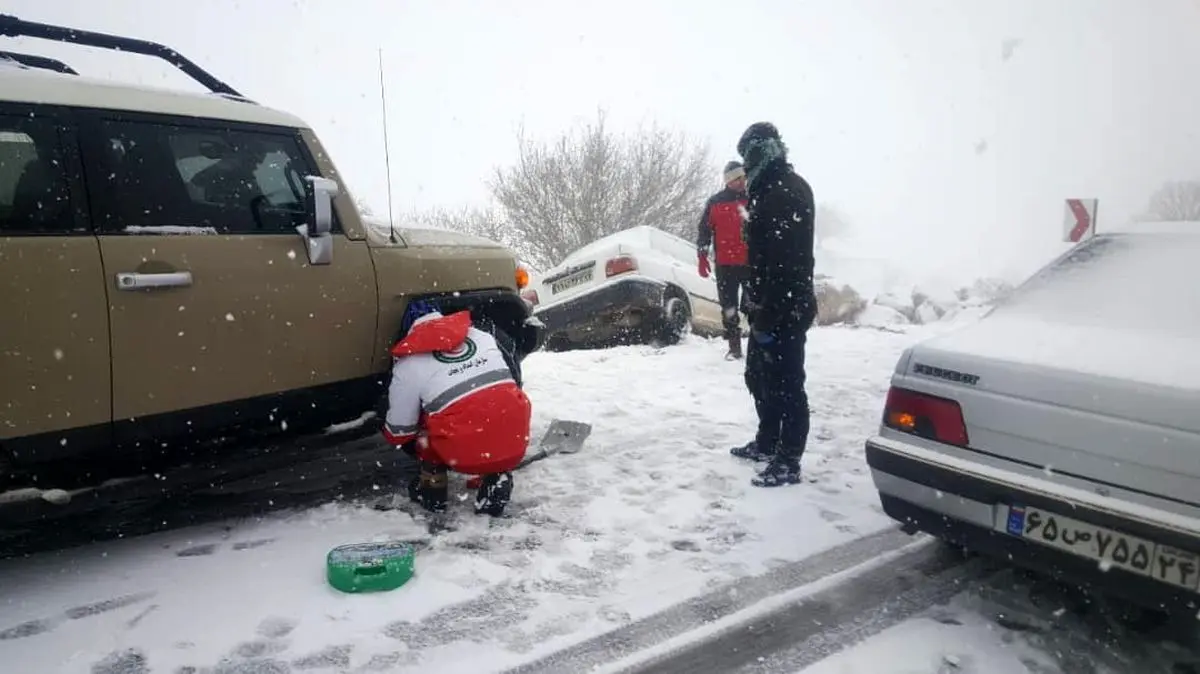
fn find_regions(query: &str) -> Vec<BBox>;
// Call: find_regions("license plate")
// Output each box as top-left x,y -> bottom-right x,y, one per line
1006,504 -> 1200,592
550,269 -> 593,294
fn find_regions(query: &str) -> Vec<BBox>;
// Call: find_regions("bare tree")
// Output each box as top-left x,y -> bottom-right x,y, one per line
485,110 -> 716,268
1144,180 -> 1200,221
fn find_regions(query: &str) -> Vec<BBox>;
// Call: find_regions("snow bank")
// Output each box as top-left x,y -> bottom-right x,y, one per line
812,273 -> 1012,329
813,237 -> 1014,329
853,303 -> 909,329
814,275 -> 866,326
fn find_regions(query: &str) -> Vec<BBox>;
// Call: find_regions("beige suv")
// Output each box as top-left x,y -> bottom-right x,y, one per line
0,16 -> 541,522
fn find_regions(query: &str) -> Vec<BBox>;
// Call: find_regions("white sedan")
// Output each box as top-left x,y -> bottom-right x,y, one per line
866,221 -> 1200,617
522,226 -> 727,350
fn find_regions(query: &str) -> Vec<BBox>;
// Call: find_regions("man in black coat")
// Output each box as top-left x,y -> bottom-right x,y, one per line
728,122 -> 817,487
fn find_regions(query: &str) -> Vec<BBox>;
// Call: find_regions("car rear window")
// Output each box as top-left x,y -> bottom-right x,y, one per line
1000,233 -> 1200,339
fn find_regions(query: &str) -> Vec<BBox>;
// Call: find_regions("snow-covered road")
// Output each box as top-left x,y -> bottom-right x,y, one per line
0,323 -> 933,673
8,313 -> 1190,674
790,564 -> 1200,674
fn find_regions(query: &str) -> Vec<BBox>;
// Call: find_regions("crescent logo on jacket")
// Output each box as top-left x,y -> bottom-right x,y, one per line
382,310 -> 531,475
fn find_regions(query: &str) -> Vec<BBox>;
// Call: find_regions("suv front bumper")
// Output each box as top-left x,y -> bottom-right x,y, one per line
866,434 -> 1200,616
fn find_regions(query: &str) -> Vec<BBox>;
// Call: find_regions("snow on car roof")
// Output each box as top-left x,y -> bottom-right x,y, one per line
0,66 -> 307,129
558,225 -> 657,266
926,230 -> 1200,389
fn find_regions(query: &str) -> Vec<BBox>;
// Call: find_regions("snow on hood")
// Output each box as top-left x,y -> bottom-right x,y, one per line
363,218 -> 504,248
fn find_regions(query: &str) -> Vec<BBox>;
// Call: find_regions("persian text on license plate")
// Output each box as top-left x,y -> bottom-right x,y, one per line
551,269 -> 593,294
1006,504 -> 1200,592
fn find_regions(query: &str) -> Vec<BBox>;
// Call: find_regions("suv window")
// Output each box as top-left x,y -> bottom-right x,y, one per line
96,120 -> 314,234
0,115 -> 73,235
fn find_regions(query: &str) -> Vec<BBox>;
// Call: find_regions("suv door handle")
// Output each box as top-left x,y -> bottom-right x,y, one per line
116,271 -> 193,290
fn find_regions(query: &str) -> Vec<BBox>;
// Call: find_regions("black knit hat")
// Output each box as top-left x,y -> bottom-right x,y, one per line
737,121 -> 782,158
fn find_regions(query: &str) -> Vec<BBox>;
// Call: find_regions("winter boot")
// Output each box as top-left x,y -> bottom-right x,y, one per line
751,458 -> 801,487
474,472 -> 513,517
730,439 -> 773,462
724,334 -> 743,360
412,461 -> 449,513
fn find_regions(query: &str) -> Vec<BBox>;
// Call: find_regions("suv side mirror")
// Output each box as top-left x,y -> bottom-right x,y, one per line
299,176 -> 340,265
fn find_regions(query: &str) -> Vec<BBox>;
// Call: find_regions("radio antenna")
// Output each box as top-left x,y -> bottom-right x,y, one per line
377,47 -> 398,244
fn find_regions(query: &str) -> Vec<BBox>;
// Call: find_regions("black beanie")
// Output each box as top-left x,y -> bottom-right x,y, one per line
737,122 -> 782,158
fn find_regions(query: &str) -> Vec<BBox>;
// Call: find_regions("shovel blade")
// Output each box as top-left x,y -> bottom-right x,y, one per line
515,419 -> 592,470
539,419 -> 592,456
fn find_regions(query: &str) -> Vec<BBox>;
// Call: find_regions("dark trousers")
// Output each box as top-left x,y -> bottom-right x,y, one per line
744,322 -> 812,465
714,264 -> 751,339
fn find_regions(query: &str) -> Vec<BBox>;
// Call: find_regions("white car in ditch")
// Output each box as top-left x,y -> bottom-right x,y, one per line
867,222 -> 1200,617
522,226 -> 727,350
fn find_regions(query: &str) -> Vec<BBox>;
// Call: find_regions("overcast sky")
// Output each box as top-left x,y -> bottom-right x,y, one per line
5,0 -> 1199,282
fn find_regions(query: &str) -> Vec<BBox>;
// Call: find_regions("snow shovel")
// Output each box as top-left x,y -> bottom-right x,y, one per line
465,419 -> 592,488
516,419 -> 592,470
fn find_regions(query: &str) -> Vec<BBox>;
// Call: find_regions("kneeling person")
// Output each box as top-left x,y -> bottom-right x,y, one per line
382,300 -> 532,516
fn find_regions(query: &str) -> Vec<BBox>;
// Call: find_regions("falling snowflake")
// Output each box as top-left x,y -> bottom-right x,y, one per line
53,348 -> 64,361
287,249 -> 297,260
225,313 -> 236,322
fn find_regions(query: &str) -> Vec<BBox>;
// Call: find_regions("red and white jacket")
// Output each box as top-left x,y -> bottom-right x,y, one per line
382,310 -> 531,475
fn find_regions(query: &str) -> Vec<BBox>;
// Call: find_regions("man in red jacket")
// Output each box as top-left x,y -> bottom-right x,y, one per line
697,160 -> 751,359
382,300 -> 532,516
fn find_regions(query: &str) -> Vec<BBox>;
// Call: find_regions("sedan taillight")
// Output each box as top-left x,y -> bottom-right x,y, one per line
605,254 -> 638,277
883,386 -> 969,447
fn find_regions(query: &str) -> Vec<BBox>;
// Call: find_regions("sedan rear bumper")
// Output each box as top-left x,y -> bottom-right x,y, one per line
866,435 -> 1200,616
534,276 -> 667,346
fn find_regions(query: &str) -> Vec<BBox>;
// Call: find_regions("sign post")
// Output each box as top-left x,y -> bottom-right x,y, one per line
1063,198 -> 1099,243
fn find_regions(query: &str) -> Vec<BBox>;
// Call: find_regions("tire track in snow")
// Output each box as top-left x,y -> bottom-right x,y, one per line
501,527 -> 969,674
637,547 -> 994,674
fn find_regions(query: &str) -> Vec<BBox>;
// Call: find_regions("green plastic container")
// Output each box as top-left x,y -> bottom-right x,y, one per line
326,541 -> 416,594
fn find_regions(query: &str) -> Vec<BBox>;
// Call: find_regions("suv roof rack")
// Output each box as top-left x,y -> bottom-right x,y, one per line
0,49 -> 78,74
0,14 -> 244,99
